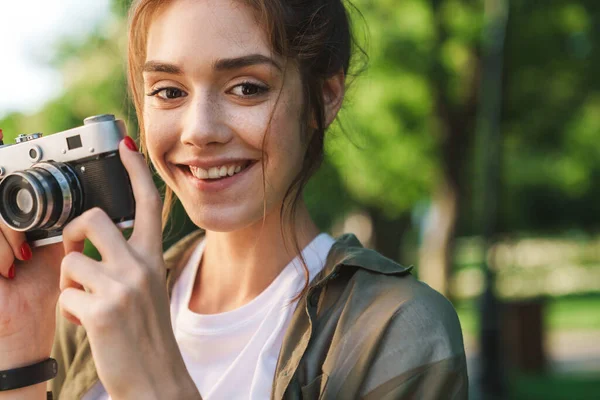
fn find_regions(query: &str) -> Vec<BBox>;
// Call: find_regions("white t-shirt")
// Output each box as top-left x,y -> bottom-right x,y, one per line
83,233 -> 335,400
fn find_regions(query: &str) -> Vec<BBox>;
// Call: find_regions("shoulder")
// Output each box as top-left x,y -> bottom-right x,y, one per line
365,274 -> 466,368
339,245 -> 466,362
319,235 -> 467,397
346,266 -> 465,363
326,234 -> 464,351
356,275 -> 468,398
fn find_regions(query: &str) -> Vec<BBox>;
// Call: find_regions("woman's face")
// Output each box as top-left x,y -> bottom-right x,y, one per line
143,0 -> 306,232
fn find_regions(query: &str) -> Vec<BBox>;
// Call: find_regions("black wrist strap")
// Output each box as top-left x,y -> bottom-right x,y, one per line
0,358 -> 57,391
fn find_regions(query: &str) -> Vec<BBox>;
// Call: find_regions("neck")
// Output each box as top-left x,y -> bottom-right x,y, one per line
188,199 -> 320,314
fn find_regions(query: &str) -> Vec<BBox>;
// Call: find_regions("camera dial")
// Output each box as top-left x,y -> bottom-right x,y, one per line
84,114 -> 115,125
15,133 -> 43,144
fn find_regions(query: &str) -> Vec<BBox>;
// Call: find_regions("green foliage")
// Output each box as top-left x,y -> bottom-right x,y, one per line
322,0 -> 482,220
111,0 -> 134,18
304,157 -> 356,230
0,21 -> 131,141
500,0 -> 600,232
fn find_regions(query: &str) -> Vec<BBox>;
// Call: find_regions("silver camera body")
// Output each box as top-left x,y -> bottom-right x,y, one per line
0,115 -> 135,247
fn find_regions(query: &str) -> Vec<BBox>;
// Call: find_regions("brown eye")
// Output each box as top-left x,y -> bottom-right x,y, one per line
241,84 -> 259,96
230,82 -> 268,97
164,88 -> 184,99
147,87 -> 187,100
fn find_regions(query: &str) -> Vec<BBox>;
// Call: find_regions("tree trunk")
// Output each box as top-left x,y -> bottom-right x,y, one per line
418,181 -> 458,295
419,0 -> 481,297
368,208 -> 411,263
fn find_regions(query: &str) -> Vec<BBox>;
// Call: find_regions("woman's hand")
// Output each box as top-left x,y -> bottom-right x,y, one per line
0,216 -> 64,400
58,139 -> 200,400
0,221 -> 64,371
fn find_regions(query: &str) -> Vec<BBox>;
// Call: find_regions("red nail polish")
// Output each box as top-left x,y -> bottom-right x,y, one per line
8,265 -> 15,279
123,136 -> 138,152
21,243 -> 32,261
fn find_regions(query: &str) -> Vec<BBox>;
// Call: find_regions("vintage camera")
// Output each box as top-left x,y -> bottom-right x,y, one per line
0,114 -> 135,247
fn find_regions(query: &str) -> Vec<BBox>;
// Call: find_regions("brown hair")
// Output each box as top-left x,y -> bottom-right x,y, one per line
127,0 -> 363,296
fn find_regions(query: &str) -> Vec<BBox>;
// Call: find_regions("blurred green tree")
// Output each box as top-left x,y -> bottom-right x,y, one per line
325,0 -> 484,294
500,0 -> 600,233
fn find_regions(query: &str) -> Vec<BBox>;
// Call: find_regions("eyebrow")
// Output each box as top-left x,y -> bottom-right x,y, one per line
143,54 -> 282,75
213,54 -> 282,72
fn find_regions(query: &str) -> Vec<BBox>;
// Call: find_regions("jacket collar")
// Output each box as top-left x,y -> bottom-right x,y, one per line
322,233 -> 412,276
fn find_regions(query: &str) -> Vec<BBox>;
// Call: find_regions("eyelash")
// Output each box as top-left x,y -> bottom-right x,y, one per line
230,81 -> 269,97
147,87 -> 186,100
146,81 -> 269,101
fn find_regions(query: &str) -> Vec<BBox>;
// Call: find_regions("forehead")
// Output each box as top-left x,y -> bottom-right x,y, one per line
146,0 -> 272,67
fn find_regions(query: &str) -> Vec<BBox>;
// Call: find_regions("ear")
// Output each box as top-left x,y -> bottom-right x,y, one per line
310,69 -> 346,130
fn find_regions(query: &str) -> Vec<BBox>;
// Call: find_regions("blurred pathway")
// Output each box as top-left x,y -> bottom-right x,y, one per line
465,330 -> 600,399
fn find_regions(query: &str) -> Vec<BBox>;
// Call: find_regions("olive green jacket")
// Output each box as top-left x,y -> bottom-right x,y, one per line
50,231 -> 468,399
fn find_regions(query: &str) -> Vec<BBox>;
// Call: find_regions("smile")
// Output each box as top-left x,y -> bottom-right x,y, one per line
188,160 -> 253,180
176,160 -> 258,193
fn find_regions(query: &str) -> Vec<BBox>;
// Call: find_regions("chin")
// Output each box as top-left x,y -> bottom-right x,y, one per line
185,204 -> 265,233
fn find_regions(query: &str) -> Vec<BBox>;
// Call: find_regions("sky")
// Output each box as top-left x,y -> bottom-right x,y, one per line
0,0 -> 111,117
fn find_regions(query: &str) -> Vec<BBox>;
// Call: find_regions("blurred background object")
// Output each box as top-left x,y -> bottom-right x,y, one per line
1,0 -> 599,399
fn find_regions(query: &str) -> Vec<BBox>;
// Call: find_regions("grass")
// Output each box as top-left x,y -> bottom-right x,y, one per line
459,295 -> 600,399
510,373 -> 600,400
455,294 -> 600,336
545,295 -> 600,332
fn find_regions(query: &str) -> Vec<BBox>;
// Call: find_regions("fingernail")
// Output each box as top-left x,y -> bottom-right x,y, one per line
123,136 -> 138,152
8,265 -> 15,280
21,243 -> 32,261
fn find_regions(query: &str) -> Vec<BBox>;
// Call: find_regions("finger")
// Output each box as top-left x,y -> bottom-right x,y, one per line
61,308 -> 82,326
0,230 -> 16,278
119,138 -> 163,252
0,222 -> 30,262
60,251 -> 111,293
62,208 -> 128,260
59,287 -> 94,327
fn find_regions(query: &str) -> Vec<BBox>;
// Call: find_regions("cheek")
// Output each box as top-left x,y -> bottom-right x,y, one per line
142,114 -> 176,173
275,94 -> 306,153
225,104 -> 273,150
264,102 -> 306,177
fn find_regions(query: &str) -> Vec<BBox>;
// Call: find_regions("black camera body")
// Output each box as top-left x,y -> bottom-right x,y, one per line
0,115 -> 135,247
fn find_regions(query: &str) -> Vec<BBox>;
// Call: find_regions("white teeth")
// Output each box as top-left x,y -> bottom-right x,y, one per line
189,162 -> 249,180
190,166 -> 208,179
208,167 -> 220,179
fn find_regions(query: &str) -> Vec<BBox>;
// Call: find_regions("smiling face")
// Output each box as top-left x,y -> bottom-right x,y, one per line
143,0 -> 307,232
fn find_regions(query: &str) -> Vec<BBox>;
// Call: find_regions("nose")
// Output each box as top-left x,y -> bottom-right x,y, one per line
180,92 -> 233,147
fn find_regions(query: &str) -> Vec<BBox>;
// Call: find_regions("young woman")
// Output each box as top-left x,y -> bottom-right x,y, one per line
0,0 -> 467,399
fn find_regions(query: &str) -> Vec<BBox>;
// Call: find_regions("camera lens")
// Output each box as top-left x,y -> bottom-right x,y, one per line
0,173 -> 45,231
15,189 -> 34,213
0,162 -> 83,232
